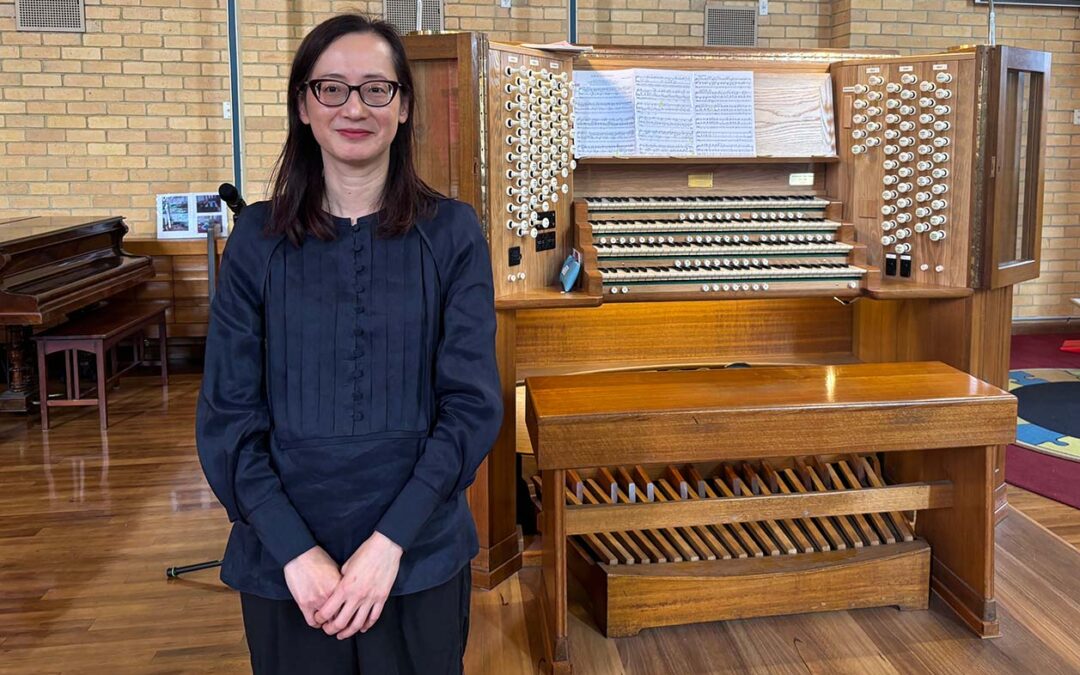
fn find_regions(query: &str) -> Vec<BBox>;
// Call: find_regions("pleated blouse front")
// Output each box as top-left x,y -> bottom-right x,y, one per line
196,199 -> 502,601
266,213 -> 433,441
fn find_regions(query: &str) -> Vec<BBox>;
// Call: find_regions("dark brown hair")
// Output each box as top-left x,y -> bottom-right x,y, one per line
268,14 -> 440,246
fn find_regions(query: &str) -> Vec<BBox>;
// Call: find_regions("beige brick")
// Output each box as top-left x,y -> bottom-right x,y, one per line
4,60 -> 43,73
611,10 -> 644,23
67,129 -> 108,143
63,74 -> 105,87
82,62 -> 122,74
42,34 -> 83,47
45,116 -> 87,129
19,46 -> 62,60
61,47 -> 103,61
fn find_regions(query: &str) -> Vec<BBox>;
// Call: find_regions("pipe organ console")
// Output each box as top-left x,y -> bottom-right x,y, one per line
405,33 -> 1049,627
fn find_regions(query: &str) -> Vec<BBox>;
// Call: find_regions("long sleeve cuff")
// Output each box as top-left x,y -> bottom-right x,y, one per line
246,494 -> 318,567
375,475 -> 442,551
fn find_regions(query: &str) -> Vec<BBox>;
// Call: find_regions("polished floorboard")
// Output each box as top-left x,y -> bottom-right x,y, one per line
1,373 -> 1078,674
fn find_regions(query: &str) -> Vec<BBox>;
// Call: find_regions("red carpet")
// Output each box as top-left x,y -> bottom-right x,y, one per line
1011,332 -> 1080,370
1007,332 -> 1080,509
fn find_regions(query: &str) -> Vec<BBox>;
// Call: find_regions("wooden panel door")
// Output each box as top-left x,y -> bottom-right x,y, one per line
982,46 -> 1050,289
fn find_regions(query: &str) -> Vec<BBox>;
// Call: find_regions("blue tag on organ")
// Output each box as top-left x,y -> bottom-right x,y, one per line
559,251 -> 581,292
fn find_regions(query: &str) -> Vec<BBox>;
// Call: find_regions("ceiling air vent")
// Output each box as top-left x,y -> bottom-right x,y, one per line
384,0 -> 443,34
16,0 -> 85,32
705,5 -> 757,47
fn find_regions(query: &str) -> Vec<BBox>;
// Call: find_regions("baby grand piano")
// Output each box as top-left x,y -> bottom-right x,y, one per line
0,215 -> 153,412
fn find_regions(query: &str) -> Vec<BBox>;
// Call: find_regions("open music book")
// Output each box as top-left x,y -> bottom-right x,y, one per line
572,68 -> 757,158
520,40 -> 594,54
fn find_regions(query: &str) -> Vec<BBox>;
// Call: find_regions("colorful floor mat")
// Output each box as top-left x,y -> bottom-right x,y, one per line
1008,369 -> 1080,462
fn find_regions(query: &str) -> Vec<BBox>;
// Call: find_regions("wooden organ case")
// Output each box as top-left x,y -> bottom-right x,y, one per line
405,33 -> 595,588
404,33 -> 1049,627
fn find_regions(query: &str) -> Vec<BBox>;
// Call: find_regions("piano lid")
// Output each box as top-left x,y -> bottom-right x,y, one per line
0,216 -> 127,248
0,215 -> 152,326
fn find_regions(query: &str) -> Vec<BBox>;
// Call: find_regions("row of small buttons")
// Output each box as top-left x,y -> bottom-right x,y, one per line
353,229 -> 366,422
702,282 -> 770,292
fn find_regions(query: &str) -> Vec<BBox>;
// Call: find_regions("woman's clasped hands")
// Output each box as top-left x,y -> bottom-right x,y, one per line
282,531 -> 404,640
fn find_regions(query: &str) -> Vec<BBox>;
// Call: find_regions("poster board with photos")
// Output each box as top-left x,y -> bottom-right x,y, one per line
156,192 -> 229,239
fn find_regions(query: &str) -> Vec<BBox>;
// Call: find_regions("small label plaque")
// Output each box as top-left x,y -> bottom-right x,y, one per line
688,173 -> 714,188
536,230 -> 556,252
899,65 -> 914,72
789,172 -> 814,187
933,64 -> 949,71
865,66 -> 880,74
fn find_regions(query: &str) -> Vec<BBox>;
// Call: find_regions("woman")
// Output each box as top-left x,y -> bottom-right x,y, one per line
195,14 -> 502,675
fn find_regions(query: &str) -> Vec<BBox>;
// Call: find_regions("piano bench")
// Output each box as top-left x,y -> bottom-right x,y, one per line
33,301 -> 170,431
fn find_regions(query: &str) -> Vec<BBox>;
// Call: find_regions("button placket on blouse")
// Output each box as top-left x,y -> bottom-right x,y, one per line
352,224 -> 368,421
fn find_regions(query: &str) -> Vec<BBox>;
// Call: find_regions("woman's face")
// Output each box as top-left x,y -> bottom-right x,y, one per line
299,31 -> 408,170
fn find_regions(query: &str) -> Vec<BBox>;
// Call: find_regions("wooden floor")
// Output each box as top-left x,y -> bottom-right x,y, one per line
1,373 -> 1079,674
1004,487 -> 1080,549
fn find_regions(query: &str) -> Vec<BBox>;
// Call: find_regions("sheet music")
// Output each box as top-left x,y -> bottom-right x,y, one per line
634,69 -> 695,157
692,71 -> 756,157
571,70 -> 636,157
571,68 -> 759,158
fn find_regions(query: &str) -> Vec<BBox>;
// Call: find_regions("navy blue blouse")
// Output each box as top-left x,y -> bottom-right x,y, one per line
195,198 -> 502,600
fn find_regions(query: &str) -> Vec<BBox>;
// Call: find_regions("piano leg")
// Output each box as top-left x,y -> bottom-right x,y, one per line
95,346 -> 108,430
0,327 -> 35,413
36,338 -> 49,430
159,314 -> 169,386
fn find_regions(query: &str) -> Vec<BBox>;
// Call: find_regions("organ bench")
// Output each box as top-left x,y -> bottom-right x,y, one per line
525,362 -> 1016,674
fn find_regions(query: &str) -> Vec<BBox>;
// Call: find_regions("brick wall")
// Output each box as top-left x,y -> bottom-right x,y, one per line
0,0 -> 1075,318
444,0 -> 565,41
0,0 -> 233,229
445,0 -> 831,48
236,1 -> 381,200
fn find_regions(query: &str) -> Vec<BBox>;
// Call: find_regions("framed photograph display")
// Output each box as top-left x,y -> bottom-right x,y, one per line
156,192 -> 229,239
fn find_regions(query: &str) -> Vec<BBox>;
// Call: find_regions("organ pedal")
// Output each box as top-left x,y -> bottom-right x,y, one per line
526,362 -> 1015,672
534,455 -> 929,638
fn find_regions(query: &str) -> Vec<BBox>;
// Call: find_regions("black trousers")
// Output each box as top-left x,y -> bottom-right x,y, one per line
240,565 -> 471,675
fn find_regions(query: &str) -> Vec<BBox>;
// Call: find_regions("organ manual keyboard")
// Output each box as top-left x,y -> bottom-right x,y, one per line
404,36 -> 1049,590
583,195 -> 868,299
526,363 -> 1016,673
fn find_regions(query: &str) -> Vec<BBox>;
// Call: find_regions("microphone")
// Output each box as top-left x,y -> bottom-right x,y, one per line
218,183 -> 246,215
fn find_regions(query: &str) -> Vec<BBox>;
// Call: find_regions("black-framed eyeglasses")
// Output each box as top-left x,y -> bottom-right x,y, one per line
303,79 -> 403,108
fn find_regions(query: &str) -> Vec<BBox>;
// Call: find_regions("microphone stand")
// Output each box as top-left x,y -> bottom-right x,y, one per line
165,184 -> 243,580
